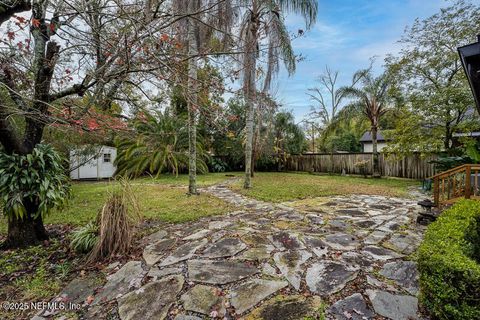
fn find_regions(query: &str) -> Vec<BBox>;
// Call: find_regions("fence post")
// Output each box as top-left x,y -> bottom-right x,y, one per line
433,176 -> 440,207
465,165 -> 471,199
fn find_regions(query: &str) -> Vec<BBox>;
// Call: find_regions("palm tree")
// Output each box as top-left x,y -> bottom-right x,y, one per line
339,69 -> 392,178
174,1 -> 235,194
239,0 -> 318,188
273,111 -> 305,170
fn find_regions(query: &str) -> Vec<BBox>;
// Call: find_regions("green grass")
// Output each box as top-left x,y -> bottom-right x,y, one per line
231,172 -> 419,202
133,172 -> 241,186
0,173 -> 239,235
50,175 -> 235,225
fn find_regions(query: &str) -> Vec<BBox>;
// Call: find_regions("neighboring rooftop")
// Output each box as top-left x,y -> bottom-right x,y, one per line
452,131 -> 480,138
359,131 -> 389,143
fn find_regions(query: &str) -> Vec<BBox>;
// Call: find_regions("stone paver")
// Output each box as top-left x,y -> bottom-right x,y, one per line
273,250 -> 312,290
93,261 -> 146,305
118,275 -> 184,320
362,245 -> 404,261
367,290 -> 419,320
78,179 -> 425,319
230,279 -> 288,315
146,266 -> 182,280
201,237 -> 247,258
306,261 -> 358,295
142,238 -> 176,266
269,231 -> 305,251
238,245 -> 274,260
328,293 -> 375,320
181,284 -> 226,316
159,239 -> 207,267
188,259 -> 258,284
379,261 -> 419,295
323,233 -> 360,251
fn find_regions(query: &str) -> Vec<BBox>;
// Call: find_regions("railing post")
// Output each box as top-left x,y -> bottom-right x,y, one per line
465,165 -> 471,199
434,176 -> 440,207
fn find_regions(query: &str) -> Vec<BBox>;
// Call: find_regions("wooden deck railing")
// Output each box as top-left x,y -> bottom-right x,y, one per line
431,164 -> 480,207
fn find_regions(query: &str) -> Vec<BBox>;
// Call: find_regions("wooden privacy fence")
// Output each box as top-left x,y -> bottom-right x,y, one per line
285,153 -> 437,180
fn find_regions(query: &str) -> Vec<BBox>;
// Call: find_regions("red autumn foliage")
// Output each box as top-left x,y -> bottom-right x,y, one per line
50,106 -> 128,135
31,18 -> 41,28
160,33 -> 169,42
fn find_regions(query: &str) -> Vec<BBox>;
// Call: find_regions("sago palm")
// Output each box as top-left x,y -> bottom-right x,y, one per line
115,111 -> 208,177
239,0 -> 318,188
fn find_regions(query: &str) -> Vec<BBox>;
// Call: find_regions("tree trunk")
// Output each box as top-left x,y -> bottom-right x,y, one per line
371,126 -> 381,178
444,125 -> 453,153
187,1 -> 198,195
251,144 -> 256,178
244,95 -> 255,188
243,15 -> 258,189
2,201 -> 48,249
251,109 -> 261,178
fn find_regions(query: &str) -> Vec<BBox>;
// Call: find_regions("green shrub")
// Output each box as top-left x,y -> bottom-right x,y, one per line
0,144 -> 71,220
208,157 -> 229,173
70,222 -> 98,253
418,200 -> 480,319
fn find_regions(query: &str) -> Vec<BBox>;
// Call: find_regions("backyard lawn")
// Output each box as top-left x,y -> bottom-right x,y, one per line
0,173 -> 239,236
0,172 -> 419,235
231,172 -> 419,202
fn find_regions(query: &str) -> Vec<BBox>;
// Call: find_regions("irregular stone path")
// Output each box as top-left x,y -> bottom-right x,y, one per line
37,180 -> 427,320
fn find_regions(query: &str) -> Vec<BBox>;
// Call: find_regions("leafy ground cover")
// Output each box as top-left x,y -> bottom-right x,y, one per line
231,172 -> 419,202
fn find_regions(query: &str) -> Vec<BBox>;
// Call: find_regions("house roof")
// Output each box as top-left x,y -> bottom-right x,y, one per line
452,131 -> 480,138
359,131 -> 388,143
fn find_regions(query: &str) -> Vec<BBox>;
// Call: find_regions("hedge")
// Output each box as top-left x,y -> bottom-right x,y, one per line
418,200 -> 480,319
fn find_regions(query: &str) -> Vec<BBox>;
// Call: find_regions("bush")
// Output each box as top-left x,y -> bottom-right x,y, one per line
208,157 -> 229,173
0,144 -> 70,220
70,222 -> 98,253
418,200 -> 480,319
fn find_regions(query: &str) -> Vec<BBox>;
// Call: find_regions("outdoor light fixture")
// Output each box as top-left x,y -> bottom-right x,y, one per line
458,35 -> 480,114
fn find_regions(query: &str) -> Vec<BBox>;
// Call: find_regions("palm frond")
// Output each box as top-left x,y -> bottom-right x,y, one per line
278,0 -> 318,30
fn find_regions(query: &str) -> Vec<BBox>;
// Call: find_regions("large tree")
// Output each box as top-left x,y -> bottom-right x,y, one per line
239,0 -> 318,188
385,0 -> 480,153
0,0 -> 192,247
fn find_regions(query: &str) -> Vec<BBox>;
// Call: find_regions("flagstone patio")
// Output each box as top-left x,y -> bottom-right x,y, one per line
35,180 -> 426,320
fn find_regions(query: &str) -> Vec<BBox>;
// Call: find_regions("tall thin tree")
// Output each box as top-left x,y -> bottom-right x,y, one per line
239,0 -> 318,188
174,0 -> 235,194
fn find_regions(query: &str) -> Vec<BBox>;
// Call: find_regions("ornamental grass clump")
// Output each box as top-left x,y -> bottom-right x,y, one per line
86,180 -> 141,263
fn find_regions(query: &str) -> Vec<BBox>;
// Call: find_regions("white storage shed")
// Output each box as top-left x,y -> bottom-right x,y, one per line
70,146 -> 117,180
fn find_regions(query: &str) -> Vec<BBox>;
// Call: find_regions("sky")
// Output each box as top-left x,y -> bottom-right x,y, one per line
273,0 -> 446,122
